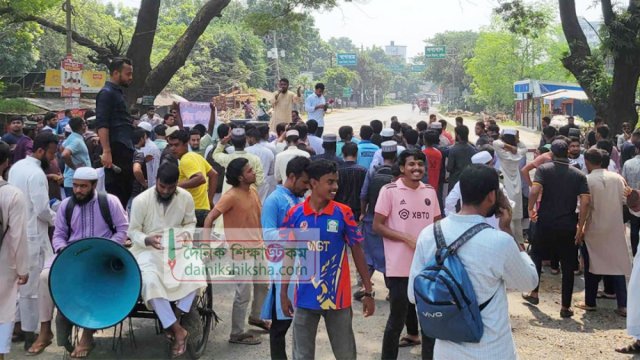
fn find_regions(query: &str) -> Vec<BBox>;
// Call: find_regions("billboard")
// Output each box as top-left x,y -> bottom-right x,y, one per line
45,69 -> 107,94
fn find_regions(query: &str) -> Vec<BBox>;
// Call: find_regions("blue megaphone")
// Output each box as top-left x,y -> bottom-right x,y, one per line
49,238 -> 141,330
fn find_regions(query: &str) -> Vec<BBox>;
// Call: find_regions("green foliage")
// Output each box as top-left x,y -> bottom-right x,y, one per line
423,31 -> 479,99
494,0 -> 551,38
0,98 -> 42,114
0,22 -> 42,75
322,66 -> 359,98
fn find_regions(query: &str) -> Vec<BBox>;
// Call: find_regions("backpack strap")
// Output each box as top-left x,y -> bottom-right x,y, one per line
65,192 -> 116,236
434,221 -> 492,264
97,192 -> 116,234
64,196 -> 77,237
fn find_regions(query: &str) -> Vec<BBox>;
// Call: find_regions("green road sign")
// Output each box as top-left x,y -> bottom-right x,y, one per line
342,87 -> 353,97
425,46 -> 447,59
386,63 -> 404,73
411,64 -> 427,72
336,53 -> 357,66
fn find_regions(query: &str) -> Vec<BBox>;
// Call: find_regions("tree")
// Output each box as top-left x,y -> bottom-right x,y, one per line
0,0 -> 338,105
322,66 -> 359,99
423,31 -> 479,106
501,0 -> 640,133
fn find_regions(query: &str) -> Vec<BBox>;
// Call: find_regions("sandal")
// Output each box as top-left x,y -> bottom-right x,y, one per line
229,333 -> 261,345
398,336 -> 421,348
616,341 -> 640,354
171,332 -> 189,358
248,318 -> 271,331
521,293 -> 539,305
550,268 -> 560,275
70,343 -> 95,359
560,308 -> 574,318
615,308 -> 627,317
597,291 -> 616,299
26,340 -> 52,356
574,302 -> 597,312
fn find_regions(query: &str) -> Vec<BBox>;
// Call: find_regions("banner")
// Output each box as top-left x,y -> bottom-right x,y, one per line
44,69 -> 107,94
61,57 -> 83,98
179,102 -> 211,128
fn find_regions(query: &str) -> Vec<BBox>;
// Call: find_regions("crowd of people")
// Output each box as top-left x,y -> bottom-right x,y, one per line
0,56 -> 639,360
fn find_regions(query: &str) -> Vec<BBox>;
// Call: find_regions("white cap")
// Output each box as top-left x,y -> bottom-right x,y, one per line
380,128 -> 394,137
502,129 -> 517,136
138,121 -> 153,132
73,167 -> 98,181
165,126 -> 180,137
286,129 -> 299,137
471,151 -> 493,165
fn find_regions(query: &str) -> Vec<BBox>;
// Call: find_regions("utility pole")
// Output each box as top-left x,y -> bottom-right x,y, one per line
64,0 -> 72,56
273,32 -> 281,81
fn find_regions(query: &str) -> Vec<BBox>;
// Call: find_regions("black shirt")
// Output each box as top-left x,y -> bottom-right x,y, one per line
335,160 -> 367,219
559,124 -> 580,137
95,81 -> 134,150
534,158 -> 589,230
446,142 -> 477,187
311,152 -> 344,165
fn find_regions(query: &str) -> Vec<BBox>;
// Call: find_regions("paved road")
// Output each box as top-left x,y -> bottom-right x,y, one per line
12,106 -> 628,360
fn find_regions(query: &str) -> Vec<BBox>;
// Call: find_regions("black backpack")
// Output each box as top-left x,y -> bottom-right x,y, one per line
205,147 -> 226,194
65,192 -> 116,235
367,165 -> 394,215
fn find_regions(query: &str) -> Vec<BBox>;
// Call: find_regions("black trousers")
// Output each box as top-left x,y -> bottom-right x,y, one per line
270,284 -> 292,360
530,226 -> 578,308
382,277 -> 432,360
104,144 -> 133,209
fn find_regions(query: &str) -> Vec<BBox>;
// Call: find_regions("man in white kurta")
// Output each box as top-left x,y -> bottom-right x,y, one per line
493,130 -> 528,243
7,132 -> 57,347
128,162 -> 206,358
0,142 -> 29,358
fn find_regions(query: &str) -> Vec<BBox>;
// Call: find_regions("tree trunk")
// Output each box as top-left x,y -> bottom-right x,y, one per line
124,0 -> 161,106
607,57 -> 640,134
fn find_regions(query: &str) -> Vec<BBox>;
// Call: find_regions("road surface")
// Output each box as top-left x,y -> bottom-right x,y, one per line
10,105 -> 629,360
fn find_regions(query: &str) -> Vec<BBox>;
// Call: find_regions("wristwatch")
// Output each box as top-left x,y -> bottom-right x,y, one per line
362,291 -> 374,299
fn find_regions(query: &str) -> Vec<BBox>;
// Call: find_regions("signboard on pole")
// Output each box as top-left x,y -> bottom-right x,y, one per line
386,64 -> 404,73
411,64 -> 427,72
424,46 -> 447,59
45,69 -> 107,93
342,87 -> 353,98
336,53 -> 357,66
60,56 -> 83,98
178,102 -> 212,128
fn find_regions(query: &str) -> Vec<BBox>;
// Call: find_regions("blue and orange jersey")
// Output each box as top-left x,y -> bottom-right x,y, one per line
280,197 -> 363,311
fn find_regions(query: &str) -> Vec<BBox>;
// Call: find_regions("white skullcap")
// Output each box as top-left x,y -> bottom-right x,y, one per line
73,167 -> 98,181
502,128 -> 517,136
286,129 -> 299,137
165,126 -> 180,137
471,151 -> 493,165
380,128 -> 394,137
138,121 -> 153,132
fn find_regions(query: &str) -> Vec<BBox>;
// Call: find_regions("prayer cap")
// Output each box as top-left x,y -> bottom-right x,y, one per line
73,167 -> 98,181
381,141 -> 397,153
322,134 -> 337,143
138,121 -> 153,132
502,129 -> 517,136
165,126 -> 180,137
471,151 -> 493,165
231,128 -> 246,139
380,128 -> 394,137
286,129 -> 299,138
